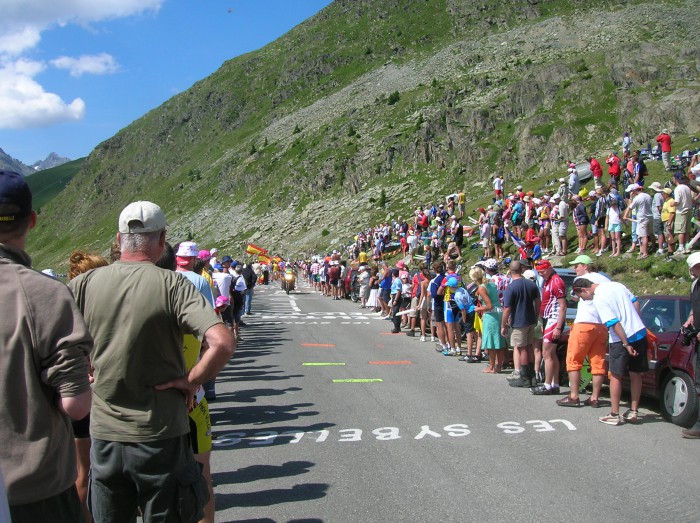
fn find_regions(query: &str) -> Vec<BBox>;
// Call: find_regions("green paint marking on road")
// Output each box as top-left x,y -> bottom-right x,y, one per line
332,378 -> 383,383
302,362 -> 347,366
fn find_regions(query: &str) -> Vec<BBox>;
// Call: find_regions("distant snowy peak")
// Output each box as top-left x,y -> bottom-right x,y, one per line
31,152 -> 71,172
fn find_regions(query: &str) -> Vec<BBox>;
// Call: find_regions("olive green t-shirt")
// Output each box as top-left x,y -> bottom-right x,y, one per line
70,261 -> 221,442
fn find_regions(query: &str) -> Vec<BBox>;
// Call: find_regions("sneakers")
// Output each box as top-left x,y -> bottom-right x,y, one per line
420,335 -> 426,342
622,409 -> 640,424
430,336 -> 436,342
505,370 -> 521,381
441,349 -> 451,356
509,376 -> 535,388
406,331 -> 415,337
599,412 -> 623,426
531,385 -> 560,395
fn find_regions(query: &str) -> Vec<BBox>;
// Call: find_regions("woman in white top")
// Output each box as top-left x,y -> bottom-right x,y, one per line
605,197 -> 622,257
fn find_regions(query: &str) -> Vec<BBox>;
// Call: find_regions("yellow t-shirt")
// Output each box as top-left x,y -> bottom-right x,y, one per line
358,251 -> 368,263
661,199 -> 675,222
458,192 -> 466,205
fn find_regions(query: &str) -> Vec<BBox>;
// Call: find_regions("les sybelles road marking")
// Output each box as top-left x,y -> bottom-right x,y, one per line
212,420 -> 577,447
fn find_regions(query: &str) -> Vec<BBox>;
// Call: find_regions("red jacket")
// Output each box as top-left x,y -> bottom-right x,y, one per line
590,158 -> 603,178
656,133 -> 671,152
606,154 -> 621,176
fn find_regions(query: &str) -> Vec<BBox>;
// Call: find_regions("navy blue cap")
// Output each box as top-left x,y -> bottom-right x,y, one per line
221,255 -> 233,264
0,170 -> 32,221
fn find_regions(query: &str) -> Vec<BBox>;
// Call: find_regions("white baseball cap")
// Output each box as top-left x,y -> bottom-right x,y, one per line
118,201 -> 166,234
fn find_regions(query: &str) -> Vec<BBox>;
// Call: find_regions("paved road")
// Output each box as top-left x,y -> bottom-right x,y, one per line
210,281 -> 699,523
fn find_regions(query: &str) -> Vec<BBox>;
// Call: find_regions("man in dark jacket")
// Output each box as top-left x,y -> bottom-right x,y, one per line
242,263 -> 257,315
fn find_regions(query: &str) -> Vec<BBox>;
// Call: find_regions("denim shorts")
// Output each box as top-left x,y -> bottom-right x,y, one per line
608,223 -> 621,233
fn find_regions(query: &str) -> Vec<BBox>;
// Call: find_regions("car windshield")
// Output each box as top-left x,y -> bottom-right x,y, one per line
638,298 -> 683,334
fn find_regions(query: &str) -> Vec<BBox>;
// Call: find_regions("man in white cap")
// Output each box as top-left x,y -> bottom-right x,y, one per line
70,201 -> 235,521
623,183 -> 652,259
681,252 -> 700,438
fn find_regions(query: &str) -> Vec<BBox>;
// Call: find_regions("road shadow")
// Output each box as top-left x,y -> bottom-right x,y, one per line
212,387 -> 303,404
216,483 -> 329,509
211,422 -> 336,449
211,403 -> 318,426
213,461 -> 315,485
221,519 -> 324,523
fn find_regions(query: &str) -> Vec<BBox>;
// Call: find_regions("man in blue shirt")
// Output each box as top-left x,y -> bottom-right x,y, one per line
502,261 -> 541,388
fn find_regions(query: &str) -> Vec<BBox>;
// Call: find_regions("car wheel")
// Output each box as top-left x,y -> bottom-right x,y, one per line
660,370 -> 698,427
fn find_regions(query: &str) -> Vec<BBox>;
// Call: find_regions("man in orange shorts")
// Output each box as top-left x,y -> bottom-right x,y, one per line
556,255 -> 610,407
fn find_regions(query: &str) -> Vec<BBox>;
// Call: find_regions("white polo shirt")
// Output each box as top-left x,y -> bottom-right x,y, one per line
573,272 -> 610,324
591,281 -> 645,343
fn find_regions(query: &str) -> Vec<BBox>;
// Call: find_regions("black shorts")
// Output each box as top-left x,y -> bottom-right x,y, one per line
609,337 -> 649,376
380,288 -> 391,303
433,302 -> 445,323
329,278 -> 339,286
71,414 -> 90,439
462,311 -> 475,333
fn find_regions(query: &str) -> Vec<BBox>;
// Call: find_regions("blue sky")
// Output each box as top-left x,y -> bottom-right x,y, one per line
0,0 -> 333,165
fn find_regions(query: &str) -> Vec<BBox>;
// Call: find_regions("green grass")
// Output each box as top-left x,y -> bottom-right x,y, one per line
26,158 -> 84,211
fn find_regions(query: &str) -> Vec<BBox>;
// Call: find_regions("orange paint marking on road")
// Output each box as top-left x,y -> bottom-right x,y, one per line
379,332 -> 404,336
301,343 -> 336,347
368,361 -> 413,365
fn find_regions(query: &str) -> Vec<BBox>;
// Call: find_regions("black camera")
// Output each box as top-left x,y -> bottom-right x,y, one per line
681,325 -> 698,346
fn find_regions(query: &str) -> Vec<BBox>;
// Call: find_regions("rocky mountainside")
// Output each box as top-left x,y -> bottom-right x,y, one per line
0,148 -> 33,176
28,0 -> 700,267
0,149 -> 71,176
31,152 -> 71,172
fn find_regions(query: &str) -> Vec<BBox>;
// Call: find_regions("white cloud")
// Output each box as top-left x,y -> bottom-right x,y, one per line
51,53 -> 119,77
0,0 -> 162,129
0,59 -> 85,129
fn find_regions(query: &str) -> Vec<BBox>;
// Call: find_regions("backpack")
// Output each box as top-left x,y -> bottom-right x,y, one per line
496,226 -> 506,241
328,265 -> 341,280
453,287 -> 472,310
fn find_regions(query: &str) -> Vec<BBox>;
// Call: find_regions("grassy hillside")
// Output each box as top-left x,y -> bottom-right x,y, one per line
26,158 -> 84,211
27,0 -> 700,290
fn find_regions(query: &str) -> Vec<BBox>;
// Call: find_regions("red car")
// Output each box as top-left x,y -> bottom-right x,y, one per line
558,294 -> 696,427
637,295 -> 696,426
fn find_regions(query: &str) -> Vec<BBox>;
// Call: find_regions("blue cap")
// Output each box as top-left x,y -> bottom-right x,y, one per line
214,263 -> 223,270
447,276 -> 459,287
221,256 -> 233,264
0,170 -> 32,221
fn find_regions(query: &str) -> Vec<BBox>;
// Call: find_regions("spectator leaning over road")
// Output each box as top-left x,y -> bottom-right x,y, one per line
532,259 -> 567,395
556,255 -> 610,408
673,172 -> 694,254
572,278 -> 647,426
656,128 -> 672,171
649,181 -> 665,256
680,253 -> 700,439
503,260 -> 541,388
69,200 -> 236,522
0,171 -> 93,523
623,183 -> 652,259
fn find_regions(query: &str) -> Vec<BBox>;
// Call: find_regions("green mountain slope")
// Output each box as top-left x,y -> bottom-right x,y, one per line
26,158 -> 84,211
29,0 -> 700,269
